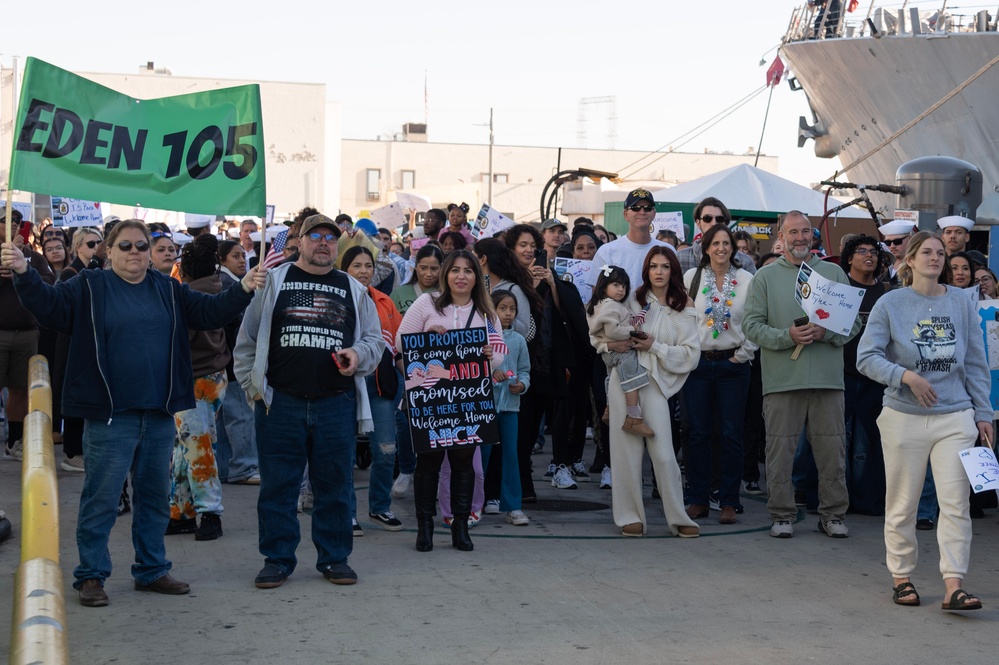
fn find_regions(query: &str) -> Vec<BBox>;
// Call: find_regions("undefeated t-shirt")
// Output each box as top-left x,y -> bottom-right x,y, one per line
267,266 -> 356,396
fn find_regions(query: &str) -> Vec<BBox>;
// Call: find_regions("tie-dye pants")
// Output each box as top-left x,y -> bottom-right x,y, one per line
169,371 -> 227,519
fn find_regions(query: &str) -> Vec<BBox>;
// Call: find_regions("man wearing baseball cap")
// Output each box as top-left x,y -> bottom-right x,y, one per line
235,213 -> 383,589
937,215 -> 974,255
591,188 -> 675,287
540,219 -> 568,268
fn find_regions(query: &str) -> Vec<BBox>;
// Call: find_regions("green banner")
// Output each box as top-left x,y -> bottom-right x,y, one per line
9,57 -> 266,216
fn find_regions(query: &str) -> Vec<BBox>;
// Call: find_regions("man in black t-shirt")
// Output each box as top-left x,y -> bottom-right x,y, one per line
234,214 -> 384,589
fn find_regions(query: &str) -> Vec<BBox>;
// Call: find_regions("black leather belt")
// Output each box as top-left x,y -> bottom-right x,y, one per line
701,348 -> 737,361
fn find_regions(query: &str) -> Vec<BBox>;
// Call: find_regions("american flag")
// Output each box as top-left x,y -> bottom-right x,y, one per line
631,306 -> 649,329
260,229 -> 288,270
408,360 -> 448,388
486,318 -> 508,356
381,329 -> 398,356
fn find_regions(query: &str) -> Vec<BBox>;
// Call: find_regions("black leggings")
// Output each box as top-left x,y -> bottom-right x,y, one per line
415,447 -> 475,477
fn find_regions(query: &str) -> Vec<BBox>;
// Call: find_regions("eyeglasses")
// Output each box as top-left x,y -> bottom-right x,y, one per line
853,247 -> 877,256
116,241 -> 150,252
307,232 -> 337,242
150,231 -> 173,239
628,205 -> 655,213
975,276 -> 994,284
698,214 -> 727,224
84,240 -> 100,249
884,237 -> 907,246
43,229 -> 61,237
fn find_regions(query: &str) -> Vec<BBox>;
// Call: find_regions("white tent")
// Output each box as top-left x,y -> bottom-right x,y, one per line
624,164 -> 871,219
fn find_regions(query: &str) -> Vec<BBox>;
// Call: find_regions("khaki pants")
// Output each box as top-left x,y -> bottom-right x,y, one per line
879,407 -> 975,579
763,389 -> 849,522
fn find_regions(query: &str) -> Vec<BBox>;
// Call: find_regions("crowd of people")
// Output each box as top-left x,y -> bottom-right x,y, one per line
0,189 -> 993,611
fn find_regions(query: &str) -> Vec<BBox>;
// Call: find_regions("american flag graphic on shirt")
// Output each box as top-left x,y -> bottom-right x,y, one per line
283,290 -> 348,328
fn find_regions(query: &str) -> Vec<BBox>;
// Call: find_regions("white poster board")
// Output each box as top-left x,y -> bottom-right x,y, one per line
553,257 -> 597,305
396,192 -> 432,213
650,210 -> 684,242
51,197 -> 105,227
960,446 -> 999,494
370,202 -> 408,229
472,203 -> 515,240
794,262 -> 864,335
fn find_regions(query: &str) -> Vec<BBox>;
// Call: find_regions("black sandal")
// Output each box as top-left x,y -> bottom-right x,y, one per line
892,582 -> 920,606
941,588 -> 982,611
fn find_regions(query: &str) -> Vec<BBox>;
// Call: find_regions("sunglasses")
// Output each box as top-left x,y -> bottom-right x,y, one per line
307,232 -> 337,242
43,229 -> 61,237
150,231 -> 173,239
116,241 -> 150,252
698,214 -> 727,224
884,237 -> 906,246
84,240 -> 100,249
628,205 -> 655,213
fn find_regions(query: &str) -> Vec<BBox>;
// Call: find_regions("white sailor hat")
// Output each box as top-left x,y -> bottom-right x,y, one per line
184,215 -> 213,230
937,215 -> 974,231
878,220 -> 916,236
173,231 -> 194,246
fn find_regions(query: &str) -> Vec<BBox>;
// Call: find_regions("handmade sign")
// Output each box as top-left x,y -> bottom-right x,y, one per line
553,257 -> 596,305
50,197 -> 104,227
396,192 -> 432,213
471,203 -> 514,240
650,210 -> 684,242
370,202 -> 407,228
400,327 -> 499,453
10,57 -> 265,215
794,262 -> 864,335
959,445 -> 999,494
977,299 -> 999,417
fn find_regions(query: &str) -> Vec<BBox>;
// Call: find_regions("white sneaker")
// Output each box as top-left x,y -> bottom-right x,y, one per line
570,460 -> 590,481
61,455 -> 85,472
585,427 -> 594,440
506,510 -> 529,526
3,440 -> 22,461
599,466 -> 612,489
391,473 -> 412,498
770,520 -> 793,538
551,464 -> 578,490
467,512 -> 481,528
819,519 -> 849,538
543,462 -> 557,478
483,499 -> 501,515
303,489 -> 314,512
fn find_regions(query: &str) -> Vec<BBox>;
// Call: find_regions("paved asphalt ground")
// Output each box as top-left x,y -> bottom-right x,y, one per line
2,446 -> 998,664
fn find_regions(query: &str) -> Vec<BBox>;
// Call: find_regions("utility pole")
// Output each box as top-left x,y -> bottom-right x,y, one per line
488,108 -> 494,203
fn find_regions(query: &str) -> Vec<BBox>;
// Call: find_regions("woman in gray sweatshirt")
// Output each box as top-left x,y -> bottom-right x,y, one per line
857,231 -> 992,611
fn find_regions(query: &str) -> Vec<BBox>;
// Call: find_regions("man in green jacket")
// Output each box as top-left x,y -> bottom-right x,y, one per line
743,211 -> 861,539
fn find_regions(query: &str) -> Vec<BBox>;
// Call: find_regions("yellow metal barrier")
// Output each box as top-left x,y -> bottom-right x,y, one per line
9,355 -> 68,665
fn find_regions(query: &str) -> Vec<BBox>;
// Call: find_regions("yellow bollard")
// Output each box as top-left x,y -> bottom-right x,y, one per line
10,558 -> 69,665
20,410 -> 59,563
27,355 -> 52,417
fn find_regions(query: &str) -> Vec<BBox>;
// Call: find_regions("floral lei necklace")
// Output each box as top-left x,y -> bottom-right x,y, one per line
701,267 -> 738,339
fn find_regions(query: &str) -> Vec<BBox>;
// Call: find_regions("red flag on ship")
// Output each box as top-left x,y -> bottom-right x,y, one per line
766,56 -> 785,87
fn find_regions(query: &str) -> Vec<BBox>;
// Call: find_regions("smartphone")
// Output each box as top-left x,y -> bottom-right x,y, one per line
331,351 -> 345,370
793,316 -> 809,327
629,331 -> 648,339
533,248 -> 548,267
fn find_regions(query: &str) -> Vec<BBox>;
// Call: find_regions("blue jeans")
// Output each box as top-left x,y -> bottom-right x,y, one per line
918,464 -> 938,521
215,380 -> 259,482
396,406 -> 417,475
681,357 -> 750,508
255,389 -> 356,575
75,410 -> 176,588
481,412 -> 522,511
350,373 -> 400,515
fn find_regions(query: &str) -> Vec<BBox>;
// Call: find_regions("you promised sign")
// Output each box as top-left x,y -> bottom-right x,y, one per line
9,57 -> 266,216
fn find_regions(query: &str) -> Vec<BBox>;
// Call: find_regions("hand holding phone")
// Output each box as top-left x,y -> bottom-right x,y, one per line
533,248 -> 548,267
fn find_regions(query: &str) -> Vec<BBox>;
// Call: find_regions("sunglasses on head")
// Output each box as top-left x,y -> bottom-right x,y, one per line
628,205 -> 655,213
698,214 -> 727,224
307,232 -> 337,242
150,231 -> 173,239
884,237 -> 906,246
116,240 -> 150,252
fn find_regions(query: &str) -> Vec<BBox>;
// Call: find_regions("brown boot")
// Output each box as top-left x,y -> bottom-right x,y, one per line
622,416 -> 654,437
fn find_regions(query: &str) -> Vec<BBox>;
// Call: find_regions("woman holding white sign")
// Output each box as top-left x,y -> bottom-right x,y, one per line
857,231 -> 992,611
396,249 -> 503,553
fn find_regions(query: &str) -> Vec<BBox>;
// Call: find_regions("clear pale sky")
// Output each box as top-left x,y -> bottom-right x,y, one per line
3,0 -> 846,187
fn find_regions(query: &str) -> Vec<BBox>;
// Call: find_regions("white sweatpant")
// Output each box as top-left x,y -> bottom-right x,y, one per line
608,369 -> 697,536
879,407 -> 976,579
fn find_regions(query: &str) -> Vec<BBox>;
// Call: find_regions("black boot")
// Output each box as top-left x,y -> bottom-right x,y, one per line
413,473 -> 439,552
450,465 -> 475,552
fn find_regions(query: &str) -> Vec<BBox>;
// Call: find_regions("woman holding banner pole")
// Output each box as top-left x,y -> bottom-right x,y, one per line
395,249 -> 504,552
857,231 -> 992,610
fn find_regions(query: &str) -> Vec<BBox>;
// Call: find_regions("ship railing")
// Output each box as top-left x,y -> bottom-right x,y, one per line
784,2 -> 996,44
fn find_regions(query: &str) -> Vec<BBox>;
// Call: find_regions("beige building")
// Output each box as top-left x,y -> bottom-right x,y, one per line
340,133 -> 778,225
0,61 -> 338,223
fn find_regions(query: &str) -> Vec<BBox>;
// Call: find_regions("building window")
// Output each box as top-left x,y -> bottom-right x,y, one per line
401,170 -> 416,190
366,168 -> 381,201
493,173 -> 509,184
